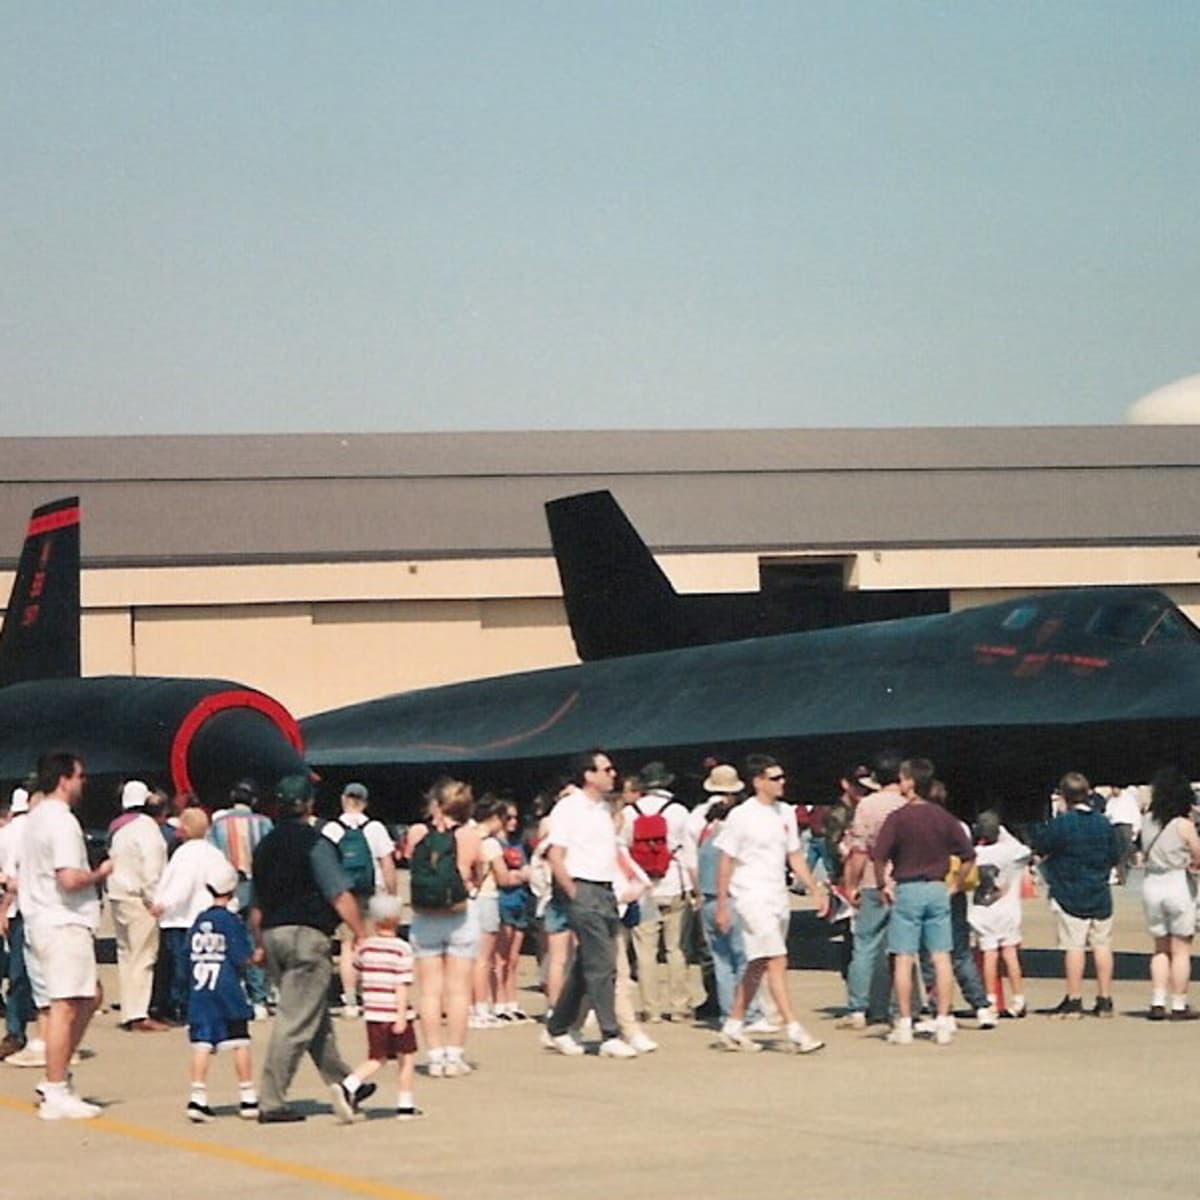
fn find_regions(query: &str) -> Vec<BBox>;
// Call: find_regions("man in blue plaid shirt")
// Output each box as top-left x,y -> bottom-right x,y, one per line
1027,772 -> 1121,1019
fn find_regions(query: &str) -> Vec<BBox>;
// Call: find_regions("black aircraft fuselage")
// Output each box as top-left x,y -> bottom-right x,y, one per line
302,586 -> 1200,823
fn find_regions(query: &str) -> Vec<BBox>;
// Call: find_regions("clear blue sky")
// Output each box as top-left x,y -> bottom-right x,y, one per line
3,2 -> 1197,435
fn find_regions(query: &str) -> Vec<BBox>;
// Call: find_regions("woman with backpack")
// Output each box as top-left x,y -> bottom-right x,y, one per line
407,778 -> 481,1078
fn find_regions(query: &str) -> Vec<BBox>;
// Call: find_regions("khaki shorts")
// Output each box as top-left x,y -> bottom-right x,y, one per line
28,923 -> 98,1001
1051,900 -> 1113,951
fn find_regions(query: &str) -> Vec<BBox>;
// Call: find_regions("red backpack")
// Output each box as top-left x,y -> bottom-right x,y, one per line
629,804 -> 673,879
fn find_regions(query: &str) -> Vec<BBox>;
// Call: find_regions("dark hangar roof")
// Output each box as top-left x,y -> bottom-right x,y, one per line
0,427 -> 1197,567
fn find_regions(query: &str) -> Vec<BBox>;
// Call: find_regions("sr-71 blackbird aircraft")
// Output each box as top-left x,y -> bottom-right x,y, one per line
7,496 -> 1196,822
0,498 -> 307,810
302,579 -> 1200,819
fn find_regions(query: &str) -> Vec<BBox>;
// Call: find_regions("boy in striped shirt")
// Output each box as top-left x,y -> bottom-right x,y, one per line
341,894 -> 422,1120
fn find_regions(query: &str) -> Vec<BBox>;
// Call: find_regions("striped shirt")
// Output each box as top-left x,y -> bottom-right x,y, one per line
355,935 -> 415,1022
208,806 -> 274,877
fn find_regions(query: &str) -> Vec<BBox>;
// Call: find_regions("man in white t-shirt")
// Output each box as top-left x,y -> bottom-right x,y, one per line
541,749 -> 637,1059
714,754 -> 827,1054
23,751 -> 113,1120
322,782 -> 397,1017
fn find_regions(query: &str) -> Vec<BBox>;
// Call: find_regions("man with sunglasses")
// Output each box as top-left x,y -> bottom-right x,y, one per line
713,754 -> 827,1053
540,748 -> 638,1059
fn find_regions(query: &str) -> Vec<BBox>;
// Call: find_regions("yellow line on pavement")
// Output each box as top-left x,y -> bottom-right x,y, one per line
0,1095 -> 438,1200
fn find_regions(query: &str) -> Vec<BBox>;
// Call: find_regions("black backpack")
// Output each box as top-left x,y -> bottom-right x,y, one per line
409,827 -> 469,912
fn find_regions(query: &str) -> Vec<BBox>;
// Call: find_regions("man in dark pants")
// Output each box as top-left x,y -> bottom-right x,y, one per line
250,774 -> 374,1123
540,749 -> 638,1059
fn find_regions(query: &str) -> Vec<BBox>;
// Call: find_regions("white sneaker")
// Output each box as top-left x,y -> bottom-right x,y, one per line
426,1059 -> 446,1078
340,1004 -> 361,1020
787,1030 -> 825,1055
935,1016 -> 955,1046
744,1017 -> 782,1034
716,1027 -> 761,1053
598,1037 -> 638,1059
542,1030 -> 585,1056
628,1030 -> 659,1054
976,1005 -> 999,1029
834,1011 -> 867,1031
442,1057 -> 472,1077
913,1016 -> 938,1036
5,1040 -> 47,1069
886,1023 -> 914,1045
38,1090 -> 101,1121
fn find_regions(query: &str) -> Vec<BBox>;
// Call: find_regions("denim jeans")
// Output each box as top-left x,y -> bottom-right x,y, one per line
699,898 -> 764,1021
700,897 -> 747,1018
919,891 -> 988,1010
236,879 -> 269,1006
845,887 -> 893,1017
162,926 -> 191,1019
4,915 -> 33,1039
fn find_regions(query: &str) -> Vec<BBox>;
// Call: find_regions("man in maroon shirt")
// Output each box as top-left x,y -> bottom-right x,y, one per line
872,758 -> 975,1046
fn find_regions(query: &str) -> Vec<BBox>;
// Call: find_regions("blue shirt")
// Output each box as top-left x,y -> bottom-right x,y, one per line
1027,807 -> 1120,919
187,905 -> 253,1023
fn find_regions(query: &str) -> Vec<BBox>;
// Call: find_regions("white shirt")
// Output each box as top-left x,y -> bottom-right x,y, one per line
679,803 -> 711,878
154,838 -> 234,929
1106,787 -> 1143,834
107,813 -> 168,904
322,813 -> 395,891
22,797 -> 100,931
968,828 -> 1031,928
548,786 -> 618,884
622,790 -> 689,899
0,814 -> 28,917
713,798 -> 800,904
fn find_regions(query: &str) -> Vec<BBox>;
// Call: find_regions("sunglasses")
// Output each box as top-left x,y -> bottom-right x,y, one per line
765,773 -> 786,782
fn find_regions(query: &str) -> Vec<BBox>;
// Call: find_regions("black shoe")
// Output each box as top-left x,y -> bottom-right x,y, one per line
1149,1005 -> 1167,1022
1091,997 -> 1115,1019
1047,996 -> 1083,1020
331,1080 -> 377,1123
396,1105 -> 425,1121
239,1099 -> 260,1120
186,1100 -> 214,1123
257,1107 -> 306,1124
1169,1006 -> 1200,1021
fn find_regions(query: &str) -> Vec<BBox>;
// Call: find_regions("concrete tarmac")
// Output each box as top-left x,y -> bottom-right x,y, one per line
3,880 -> 1194,1200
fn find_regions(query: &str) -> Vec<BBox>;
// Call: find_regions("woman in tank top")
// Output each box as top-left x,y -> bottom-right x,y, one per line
1139,768 -> 1200,1020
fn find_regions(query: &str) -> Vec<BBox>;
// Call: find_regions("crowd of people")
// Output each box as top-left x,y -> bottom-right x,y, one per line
0,744 -> 1197,1124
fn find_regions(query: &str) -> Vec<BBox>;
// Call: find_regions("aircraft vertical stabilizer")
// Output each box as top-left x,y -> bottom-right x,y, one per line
0,497 -> 81,687
545,490 -> 697,661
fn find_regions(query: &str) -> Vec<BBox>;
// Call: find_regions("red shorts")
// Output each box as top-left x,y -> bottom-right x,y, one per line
366,1019 -> 418,1060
